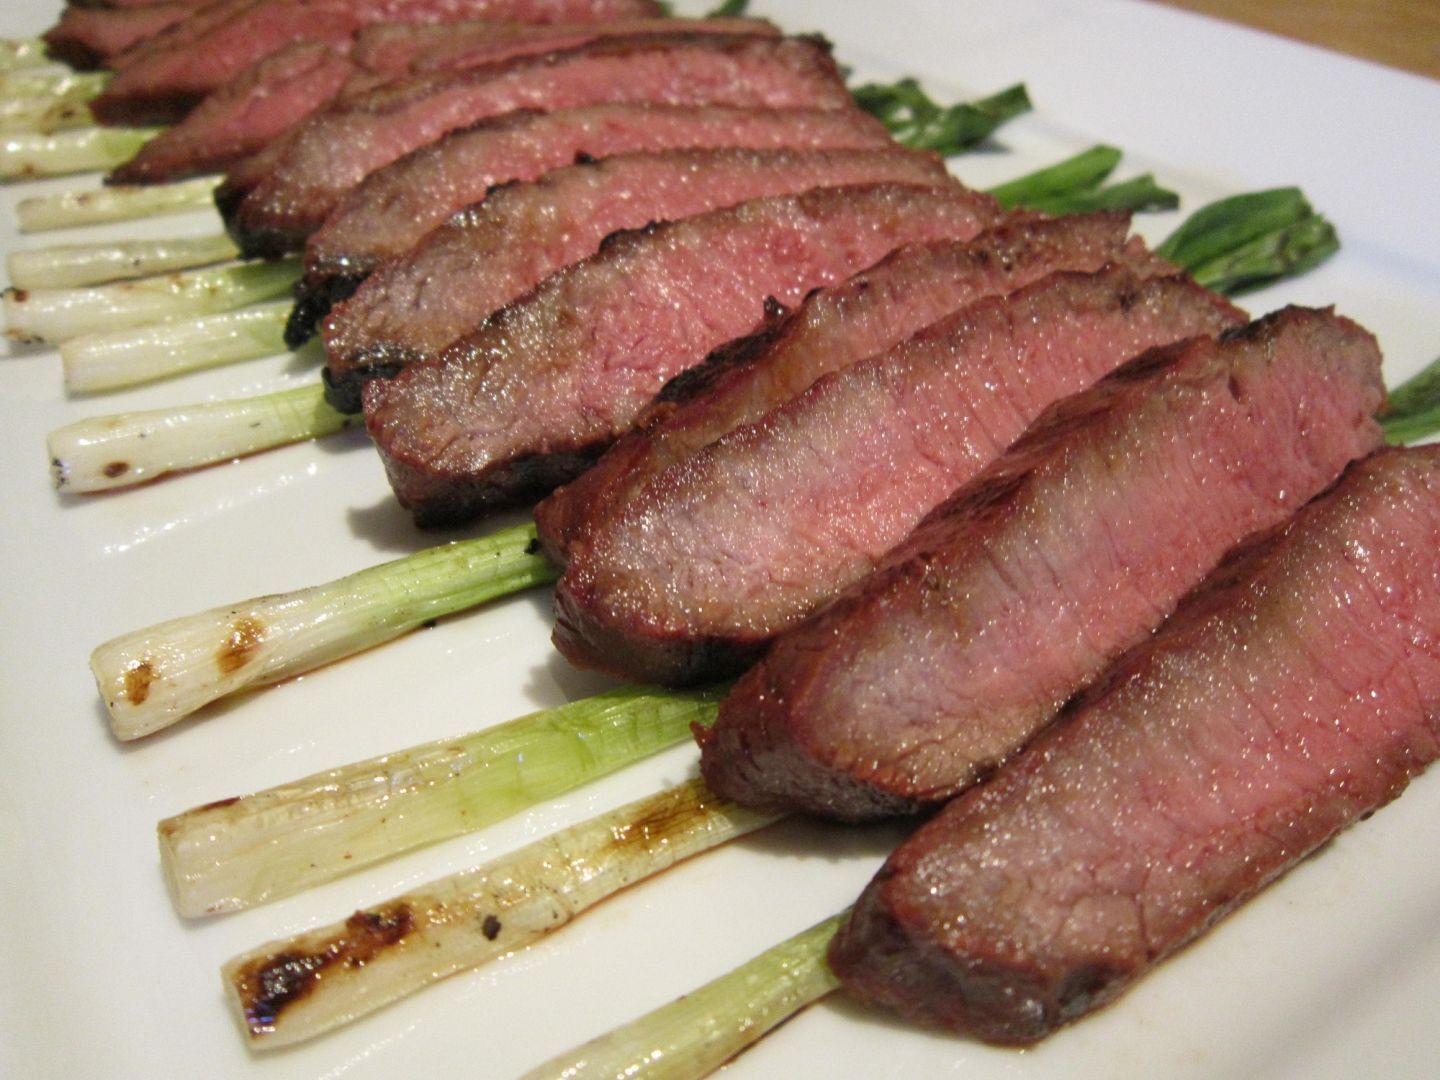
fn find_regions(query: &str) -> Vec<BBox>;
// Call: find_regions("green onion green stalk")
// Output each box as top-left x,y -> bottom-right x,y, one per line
524,912 -> 844,1080
58,300 -> 291,393
165,685 -> 729,915
92,522 -> 557,740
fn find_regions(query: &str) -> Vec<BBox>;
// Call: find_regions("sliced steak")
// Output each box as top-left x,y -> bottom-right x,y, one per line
91,0 -> 664,124
829,443 -> 1440,1044
225,34 -> 855,257
303,104 -> 895,354
352,15 -> 778,73
536,212 -> 1155,563
699,307 -> 1386,820
364,182 -> 1005,526
42,2 -> 191,70
110,42 -> 360,184
109,17 -> 780,187
320,141 -> 931,403
553,267 -> 1245,686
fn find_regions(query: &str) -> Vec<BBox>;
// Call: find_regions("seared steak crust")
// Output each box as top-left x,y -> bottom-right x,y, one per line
364,182 -> 1004,525
320,142 -> 935,405
536,212 -> 1154,562
699,307 -> 1386,819
830,444 -> 1440,1044
225,33 -> 854,257
552,267 -> 1245,686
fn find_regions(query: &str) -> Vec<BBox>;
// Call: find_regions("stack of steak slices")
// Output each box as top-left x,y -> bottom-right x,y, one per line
319,142 -> 944,408
550,263 -> 1245,686
363,181 -> 1007,522
830,443 -> 1440,1043
111,15 -> 782,185
222,32 -> 858,258
88,0 -> 667,124
294,88 -> 868,335
537,211 -> 1146,562
303,105 -> 901,356
696,306 -> 1386,819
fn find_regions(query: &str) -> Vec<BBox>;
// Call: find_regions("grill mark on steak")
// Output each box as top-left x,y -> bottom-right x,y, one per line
829,444 -> 1440,1044
535,212 -> 1161,563
319,141 -> 938,405
225,33 -> 855,258
91,0 -> 665,125
551,266 -> 1245,686
698,307 -> 1386,820
363,182 -> 1005,525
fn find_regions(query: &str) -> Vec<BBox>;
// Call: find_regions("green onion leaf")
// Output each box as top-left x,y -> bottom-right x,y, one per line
853,79 -> 1032,155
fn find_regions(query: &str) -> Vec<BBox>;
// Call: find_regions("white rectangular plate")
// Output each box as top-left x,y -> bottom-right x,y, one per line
2,1 -> 1438,1077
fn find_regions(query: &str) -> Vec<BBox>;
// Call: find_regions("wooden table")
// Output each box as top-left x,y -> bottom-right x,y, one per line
1148,0 -> 1440,81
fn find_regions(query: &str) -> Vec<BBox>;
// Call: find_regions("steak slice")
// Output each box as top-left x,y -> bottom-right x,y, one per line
699,307 -> 1386,820
352,14 -> 778,73
829,444 -> 1440,1044
302,105 -> 895,355
91,0 -> 664,124
225,34 -> 855,257
110,42 -> 360,184
320,141 -> 932,404
42,2 -> 191,70
364,182 -> 1005,525
552,267 -> 1245,686
105,0 -> 261,72
536,212 -> 1155,563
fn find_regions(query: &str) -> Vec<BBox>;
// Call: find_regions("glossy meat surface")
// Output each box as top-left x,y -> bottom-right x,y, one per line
319,140 -> 934,404
226,33 -> 853,256
536,212 -> 1153,561
831,445 -> 1440,1043
553,266 -> 1244,685
700,307 -> 1386,818
365,182 -> 1003,524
